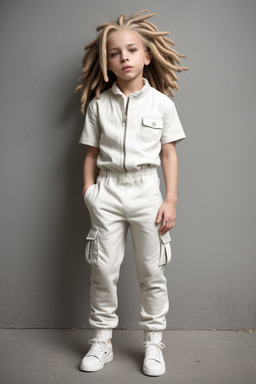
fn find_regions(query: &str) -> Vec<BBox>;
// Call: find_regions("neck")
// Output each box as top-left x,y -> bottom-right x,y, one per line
116,77 -> 144,97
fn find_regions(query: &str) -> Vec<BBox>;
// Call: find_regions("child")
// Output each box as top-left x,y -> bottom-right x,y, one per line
75,10 -> 187,376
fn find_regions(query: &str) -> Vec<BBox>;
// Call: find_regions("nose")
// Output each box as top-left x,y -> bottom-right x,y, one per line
121,52 -> 128,62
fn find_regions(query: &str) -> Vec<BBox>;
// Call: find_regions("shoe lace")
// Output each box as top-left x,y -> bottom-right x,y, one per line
88,338 -> 110,355
143,340 -> 165,361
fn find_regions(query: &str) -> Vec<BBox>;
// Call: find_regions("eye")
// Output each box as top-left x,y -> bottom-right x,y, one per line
129,48 -> 137,53
110,52 -> 119,58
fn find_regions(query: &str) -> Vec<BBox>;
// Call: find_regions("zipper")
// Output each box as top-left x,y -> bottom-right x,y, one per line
123,98 -> 130,171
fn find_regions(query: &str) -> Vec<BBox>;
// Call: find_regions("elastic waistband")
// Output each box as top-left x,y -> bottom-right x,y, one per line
99,167 -> 158,180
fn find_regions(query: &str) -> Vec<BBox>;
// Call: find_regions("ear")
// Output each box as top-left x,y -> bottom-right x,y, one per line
144,50 -> 151,66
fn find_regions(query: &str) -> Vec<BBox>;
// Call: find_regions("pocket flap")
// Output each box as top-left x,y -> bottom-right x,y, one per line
142,117 -> 163,129
159,231 -> 172,266
86,228 -> 98,241
160,231 -> 171,245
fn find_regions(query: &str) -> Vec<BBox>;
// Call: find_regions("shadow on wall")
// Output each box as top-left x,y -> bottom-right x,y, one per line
52,79 -> 92,329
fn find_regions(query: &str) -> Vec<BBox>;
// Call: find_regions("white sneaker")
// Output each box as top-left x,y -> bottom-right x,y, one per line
80,338 -> 113,372
143,339 -> 166,376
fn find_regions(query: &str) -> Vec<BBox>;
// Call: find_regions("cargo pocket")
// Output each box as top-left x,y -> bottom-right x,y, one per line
159,232 -> 172,266
85,228 -> 99,265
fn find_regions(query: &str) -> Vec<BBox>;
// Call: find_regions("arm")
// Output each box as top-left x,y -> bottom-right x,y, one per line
82,146 -> 100,197
156,142 -> 178,234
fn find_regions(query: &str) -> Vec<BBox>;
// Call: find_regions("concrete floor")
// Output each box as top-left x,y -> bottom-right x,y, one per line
0,329 -> 255,384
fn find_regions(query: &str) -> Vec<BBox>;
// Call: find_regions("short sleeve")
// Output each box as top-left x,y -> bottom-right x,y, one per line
79,100 -> 100,148
161,100 -> 186,145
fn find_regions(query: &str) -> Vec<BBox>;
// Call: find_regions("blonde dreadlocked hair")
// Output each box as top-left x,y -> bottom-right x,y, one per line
75,10 -> 188,114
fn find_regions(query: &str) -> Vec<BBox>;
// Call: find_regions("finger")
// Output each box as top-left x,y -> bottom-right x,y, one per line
159,219 -> 168,234
170,220 -> 176,228
160,219 -> 175,233
155,208 -> 163,224
160,228 -> 169,234
159,224 -> 168,234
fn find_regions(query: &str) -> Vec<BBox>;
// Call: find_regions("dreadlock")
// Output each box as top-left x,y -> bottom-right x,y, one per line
75,10 -> 188,114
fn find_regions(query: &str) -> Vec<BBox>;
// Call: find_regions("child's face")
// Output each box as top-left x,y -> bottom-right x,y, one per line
107,30 -> 151,85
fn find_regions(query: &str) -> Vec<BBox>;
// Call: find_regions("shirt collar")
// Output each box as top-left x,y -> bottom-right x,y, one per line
111,78 -> 150,98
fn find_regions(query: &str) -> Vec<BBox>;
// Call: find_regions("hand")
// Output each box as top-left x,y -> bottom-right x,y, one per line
82,184 -> 93,197
82,186 -> 87,197
156,200 -> 176,234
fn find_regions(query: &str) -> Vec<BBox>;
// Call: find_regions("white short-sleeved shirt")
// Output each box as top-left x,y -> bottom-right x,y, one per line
79,78 -> 186,172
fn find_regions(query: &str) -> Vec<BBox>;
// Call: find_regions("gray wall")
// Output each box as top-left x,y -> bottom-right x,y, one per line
1,0 -> 256,329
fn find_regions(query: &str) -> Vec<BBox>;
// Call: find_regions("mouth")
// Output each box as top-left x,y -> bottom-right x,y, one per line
122,66 -> 133,71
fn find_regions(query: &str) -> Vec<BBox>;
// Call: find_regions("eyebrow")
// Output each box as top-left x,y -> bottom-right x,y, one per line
108,43 -> 138,51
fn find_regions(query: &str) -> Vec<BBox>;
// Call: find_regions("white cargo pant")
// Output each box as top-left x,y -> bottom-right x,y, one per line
83,167 -> 171,331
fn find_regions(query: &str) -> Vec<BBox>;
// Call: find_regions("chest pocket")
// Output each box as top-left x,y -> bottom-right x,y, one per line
141,117 -> 163,141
